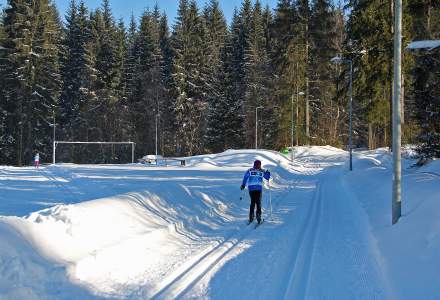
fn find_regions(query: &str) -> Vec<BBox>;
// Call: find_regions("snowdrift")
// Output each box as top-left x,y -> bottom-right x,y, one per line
0,147 -> 439,299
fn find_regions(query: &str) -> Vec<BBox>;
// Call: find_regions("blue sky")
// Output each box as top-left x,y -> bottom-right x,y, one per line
0,1 -> 279,26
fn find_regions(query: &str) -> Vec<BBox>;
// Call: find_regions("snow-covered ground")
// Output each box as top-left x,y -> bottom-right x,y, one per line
0,147 -> 439,299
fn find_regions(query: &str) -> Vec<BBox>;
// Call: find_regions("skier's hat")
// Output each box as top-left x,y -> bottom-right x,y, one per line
253,160 -> 262,169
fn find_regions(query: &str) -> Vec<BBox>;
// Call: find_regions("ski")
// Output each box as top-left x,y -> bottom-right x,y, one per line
254,219 -> 264,229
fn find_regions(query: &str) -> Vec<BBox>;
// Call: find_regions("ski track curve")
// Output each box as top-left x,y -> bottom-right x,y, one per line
148,169 -> 311,300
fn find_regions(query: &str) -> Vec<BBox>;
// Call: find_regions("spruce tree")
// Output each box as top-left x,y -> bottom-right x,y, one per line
243,1 -> 274,149
203,0 -> 228,153
221,9 -> 246,150
158,12 -> 175,156
2,0 -> 62,165
171,0 -> 208,155
408,1 -> 440,158
124,14 -> 138,105
59,0 -> 96,162
270,0 -> 298,148
346,0 -> 394,149
309,0 -> 337,145
128,8 -> 163,157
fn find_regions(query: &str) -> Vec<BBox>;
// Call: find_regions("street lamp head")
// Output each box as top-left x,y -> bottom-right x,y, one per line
406,40 -> 440,51
330,56 -> 343,64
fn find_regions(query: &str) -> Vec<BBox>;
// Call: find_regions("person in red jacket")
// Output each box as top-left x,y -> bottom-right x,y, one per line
240,160 -> 270,224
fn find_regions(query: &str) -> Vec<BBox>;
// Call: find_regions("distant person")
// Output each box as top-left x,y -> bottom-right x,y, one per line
34,152 -> 40,168
240,160 -> 271,224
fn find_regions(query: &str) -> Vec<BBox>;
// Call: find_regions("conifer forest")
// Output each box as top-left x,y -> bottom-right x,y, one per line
0,0 -> 439,166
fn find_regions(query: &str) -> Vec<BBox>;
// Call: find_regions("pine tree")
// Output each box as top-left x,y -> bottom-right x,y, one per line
309,0 -> 337,145
346,0 -> 394,149
59,0 -> 97,162
91,0 -> 119,148
0,11 -> 11,163
2,0 -> 62,165
203,0 -> 228,153
408,1 -> 440,158
158,13 -> 175,156
270,0 -> 298,148
124,13 -> 137,104
171,0 -> 208,155
128,8 -> 163,157
223,9 -> 246,149
243,1 -> 275,149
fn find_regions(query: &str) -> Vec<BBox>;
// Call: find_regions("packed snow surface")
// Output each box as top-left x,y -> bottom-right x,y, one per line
0,146 -> 439,299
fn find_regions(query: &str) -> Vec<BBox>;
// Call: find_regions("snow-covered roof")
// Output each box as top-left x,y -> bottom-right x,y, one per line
406,40 -> 440,51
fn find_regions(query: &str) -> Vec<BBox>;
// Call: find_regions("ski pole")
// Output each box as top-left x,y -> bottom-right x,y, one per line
269,178 -> 273,220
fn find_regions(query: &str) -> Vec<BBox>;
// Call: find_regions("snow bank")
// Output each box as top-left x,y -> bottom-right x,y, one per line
0,149 -> 297,298
0,220 -> 101,300
346,149 -> 440,299
1,147 -> 439,299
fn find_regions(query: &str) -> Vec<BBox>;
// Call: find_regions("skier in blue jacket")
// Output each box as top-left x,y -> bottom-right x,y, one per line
240,160 -> 271,224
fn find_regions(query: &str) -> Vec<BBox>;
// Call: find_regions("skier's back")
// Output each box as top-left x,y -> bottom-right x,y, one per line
240,160 -> 270,224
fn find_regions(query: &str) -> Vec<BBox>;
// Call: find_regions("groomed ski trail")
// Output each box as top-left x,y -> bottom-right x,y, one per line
147,175 -> 308,300
284,164 -> 393,299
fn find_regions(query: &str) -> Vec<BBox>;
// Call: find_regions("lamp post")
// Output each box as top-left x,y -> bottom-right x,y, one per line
52,109 -> 56,165
390,0 -> 403,225
155,113 -> 160,158
255,106 -> 263,150
331,55 -> 353,171
291,90 -> 305,161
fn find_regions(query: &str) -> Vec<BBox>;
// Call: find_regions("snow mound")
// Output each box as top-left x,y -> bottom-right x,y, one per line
0,220 -> 101,299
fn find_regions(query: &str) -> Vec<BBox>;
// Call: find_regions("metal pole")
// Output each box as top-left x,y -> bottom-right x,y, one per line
291,94 -> 294,161
131,142 -> 135,164
155,114 -> 158,157
349,60 -> 353,171
296,63 -> 300,147
53,111 -> 56,165
392,0 -> 402,225
255,107 -> 258,150
306,77 -> 310,145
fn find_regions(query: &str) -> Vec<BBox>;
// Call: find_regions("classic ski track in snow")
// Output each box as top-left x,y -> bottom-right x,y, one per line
38,167 -> 80,203
148,160 -> 320,299
7,148 -> 435,299
282,173 -> 323,300
305,168 -> 391,299
149,174 -> 309,300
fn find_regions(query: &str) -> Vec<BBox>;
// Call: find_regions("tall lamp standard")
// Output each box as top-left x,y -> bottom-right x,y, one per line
291,91 -> 305,161
255,106 -> 263,150
155,113 -> 160,158
331,55 -> 354,171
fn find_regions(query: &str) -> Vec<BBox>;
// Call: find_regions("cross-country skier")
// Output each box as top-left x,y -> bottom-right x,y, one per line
240,160 -> 271,224
34,152 -> 40,168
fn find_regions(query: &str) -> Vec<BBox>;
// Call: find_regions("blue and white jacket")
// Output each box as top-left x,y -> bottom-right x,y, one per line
242,168 -> 271,191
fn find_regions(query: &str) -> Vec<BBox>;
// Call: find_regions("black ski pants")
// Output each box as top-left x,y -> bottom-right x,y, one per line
249,190 -> 262,222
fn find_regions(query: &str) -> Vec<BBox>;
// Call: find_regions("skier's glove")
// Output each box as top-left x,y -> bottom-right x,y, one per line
240,185 -> 245,190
